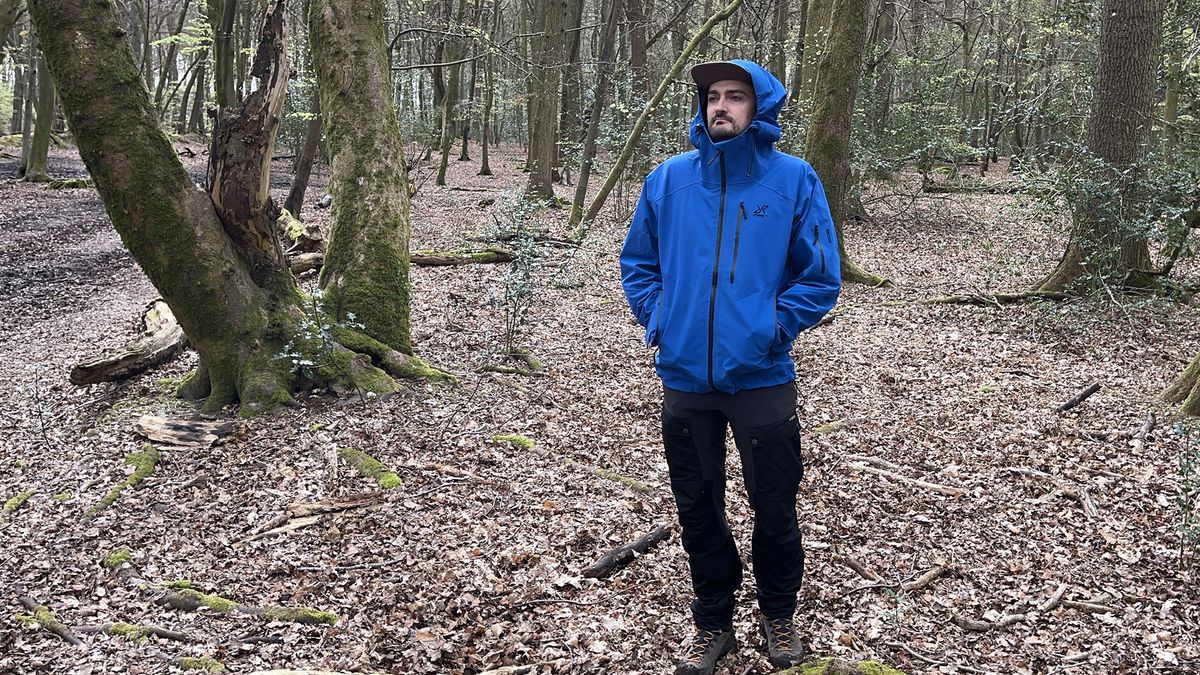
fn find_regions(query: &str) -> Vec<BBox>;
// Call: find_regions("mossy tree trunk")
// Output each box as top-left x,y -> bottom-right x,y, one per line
311,0 -> 414,354
24,48 -> 55,183
1034,0 -> 1164,294
803,0 -> 886,286
1165,352 -> 1200,417
32,0 -> 436,413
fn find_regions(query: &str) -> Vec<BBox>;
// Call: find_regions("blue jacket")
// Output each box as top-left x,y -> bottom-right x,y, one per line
620,60 -> 841,394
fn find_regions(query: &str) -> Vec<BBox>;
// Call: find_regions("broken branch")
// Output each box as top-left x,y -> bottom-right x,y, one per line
582,525 -> 671,578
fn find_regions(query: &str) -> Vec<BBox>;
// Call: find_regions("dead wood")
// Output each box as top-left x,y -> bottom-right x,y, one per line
155,587 -> 338,625
289,252 -> 324,275
278,208 -> 325,253
1040,582 -> 1069,612
1057,382 -> 1102,412
836,552 -> 882,582
922,180 -> 1023,194
46,178 -> 94,189
16,593 -> 83,646
233,515 -> 321,547
950,611 -> 1027,632
135,415 -> 240,448
287,492 -> 384,517
925,291 -> 1069,306
884,641 -> 988,674
900,565 -> 951,592
582,525 -> 671,578
479,364 -> 547,378
70,299 -> 187,385
411,246 -> 515,266
1062,599 -> 1117,614
846,462 -> 966,497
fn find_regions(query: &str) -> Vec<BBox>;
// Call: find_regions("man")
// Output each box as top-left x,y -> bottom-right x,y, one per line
620,60 -> 841,675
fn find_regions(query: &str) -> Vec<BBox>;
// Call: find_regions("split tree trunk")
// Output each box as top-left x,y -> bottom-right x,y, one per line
1034,0 -> 1164,293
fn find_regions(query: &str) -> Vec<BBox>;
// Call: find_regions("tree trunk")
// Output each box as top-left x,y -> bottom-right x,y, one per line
312,0 -> 415,354
525,0 -> 568,201
478,0 -> 499,176
154,0 -> 193,113
32,0 -> 436,413
17,34 -> 35,177
284,93 -> 321,218
556,0 -> 586,179
803,0 -> 884,286
208,0 -> 238,109
1034,0 -> 1164,293
188,55 -> 208,134
568,0 -> 619,226
24,47 -> 55,182
1165,352 -> 1200,417
175,55 -> 198,134
769,0 -> 787,83
435,0 -> 466,185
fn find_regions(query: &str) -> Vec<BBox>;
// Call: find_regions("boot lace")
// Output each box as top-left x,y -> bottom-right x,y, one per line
683,628 -> 724,663
767,617 -> 794,651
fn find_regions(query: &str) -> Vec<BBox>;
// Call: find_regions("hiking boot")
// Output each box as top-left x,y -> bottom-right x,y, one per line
759,615 -> 805,668
675,627 -> 737,675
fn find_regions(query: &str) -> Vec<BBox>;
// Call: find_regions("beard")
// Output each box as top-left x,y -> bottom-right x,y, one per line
707,116 -> 741,141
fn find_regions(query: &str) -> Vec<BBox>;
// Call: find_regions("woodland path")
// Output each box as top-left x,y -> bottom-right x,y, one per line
1,144 -> 1197,674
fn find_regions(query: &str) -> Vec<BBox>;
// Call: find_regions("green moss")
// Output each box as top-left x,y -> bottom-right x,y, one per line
814,421 -> 845,434
163,580 -> 193,589
591,466 -> 654,494
102,548 -> 132,569
107,621 -> 151,642
491,434 -> 533,449
337,447 -> 403,489
856,661 -> 907,675
14,459 -> 28,469
309,422 -> 325,432
262,606 -> 339,625
781,659 -> 909,675
978,384 -> 997,393
53,492 -> 72,502
177,656 -> 226,673
85,445 -> 160,517
174,588 -> 238,613
2,490 -> 34,519
28,604 -> 70,640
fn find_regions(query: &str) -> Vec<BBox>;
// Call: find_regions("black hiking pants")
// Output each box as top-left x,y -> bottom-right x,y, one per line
661,383 -> 804,631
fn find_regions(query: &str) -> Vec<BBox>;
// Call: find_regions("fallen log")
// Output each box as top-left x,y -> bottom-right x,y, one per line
289,252 -> 324,275
277,208 -> 324,253
156,586 -> 338,625
70,299 -> 187,385
135,415 -> 241,448
78,622 -> 195,642
925,290 -> 1069,306
287,246 -> 516,274
582,525 -> 671,578
922,180 -> 1023,194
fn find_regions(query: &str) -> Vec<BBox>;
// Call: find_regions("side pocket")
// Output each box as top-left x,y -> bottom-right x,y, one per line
747,413 -> 803,496
645,294 -> 663,347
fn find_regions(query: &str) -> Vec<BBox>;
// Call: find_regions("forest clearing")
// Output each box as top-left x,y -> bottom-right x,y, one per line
2,0 -> 1199,673
1,141 -> 1196,674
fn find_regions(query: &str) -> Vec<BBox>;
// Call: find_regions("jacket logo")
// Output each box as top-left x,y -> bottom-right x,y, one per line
752,204 -> 769,217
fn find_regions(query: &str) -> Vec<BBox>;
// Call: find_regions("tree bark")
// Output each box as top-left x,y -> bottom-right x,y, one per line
154,0 -> 193,113
803,0 -> 884,286
17,33 -> 35,177
312,0 -> 415,354
0,0 -> 23,65
477,0 -> 499,176
1165,352 -> 1200,417
568,0 -> 619,226
208,0 -> 238,109
524,0 -> 568,201
1034,0 -> 1164,293
435,0 -> 466,185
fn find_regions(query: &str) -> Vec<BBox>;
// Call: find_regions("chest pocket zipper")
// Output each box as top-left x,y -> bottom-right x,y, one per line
814,221 -> 827,274
729,202 -> 747,284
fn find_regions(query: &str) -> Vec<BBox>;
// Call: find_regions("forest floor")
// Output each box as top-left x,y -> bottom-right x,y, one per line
0,141 -> 1198,675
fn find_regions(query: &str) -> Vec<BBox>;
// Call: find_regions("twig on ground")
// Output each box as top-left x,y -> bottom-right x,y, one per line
1057,383 -> 1101,412
1041,583 -> 1069,612
883,640 -> 988,674
951,611 -> 1027,632
847,462 -> 966,497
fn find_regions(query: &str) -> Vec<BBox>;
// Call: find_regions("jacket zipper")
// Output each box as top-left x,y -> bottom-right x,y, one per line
814,221 -> 827,274
708,152 -> 727,391
729,202 -> 746,284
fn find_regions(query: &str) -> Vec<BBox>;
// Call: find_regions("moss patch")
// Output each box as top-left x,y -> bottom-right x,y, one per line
27,604 -> 71,641
337,447 -> 402,489
107,621 -> 152,642
2,490 -> 34,520
262,606 -> 339,625
491,434 -> 533,449
177,656 -> 226,673
85,445 -> 161,517
174,588 -> 238,613
590,466 -> 654,494
813,421 -> 844,434
781,658 -> 909,675
102,548 -> 132,569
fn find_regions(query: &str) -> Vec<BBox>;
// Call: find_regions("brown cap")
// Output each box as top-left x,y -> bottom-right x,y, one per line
690,61 -> 753,89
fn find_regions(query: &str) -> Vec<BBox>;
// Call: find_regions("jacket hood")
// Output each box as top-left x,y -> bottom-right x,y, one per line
690,59 -> 786,150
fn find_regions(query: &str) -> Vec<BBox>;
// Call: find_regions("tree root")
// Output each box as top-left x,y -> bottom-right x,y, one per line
337,447 -> 402,489
85,445 -> 161,517
78,622 -> 195,643
567,460 -> 654,494
16,592 -> 83,646
925,290 -> 1069,306
156,586 -> 338,625
46,178 -> 95,189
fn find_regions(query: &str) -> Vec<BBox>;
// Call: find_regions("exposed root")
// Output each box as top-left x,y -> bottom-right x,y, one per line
337,447 -> 403,489
16,592 -> 83,646
157,586 -> 338,625
78,622 -> 195,643
2,489 -> 34,521
85,445 -> 161,517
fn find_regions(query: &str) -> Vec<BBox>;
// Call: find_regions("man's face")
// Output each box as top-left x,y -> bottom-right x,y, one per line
705,80 -> 755,141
